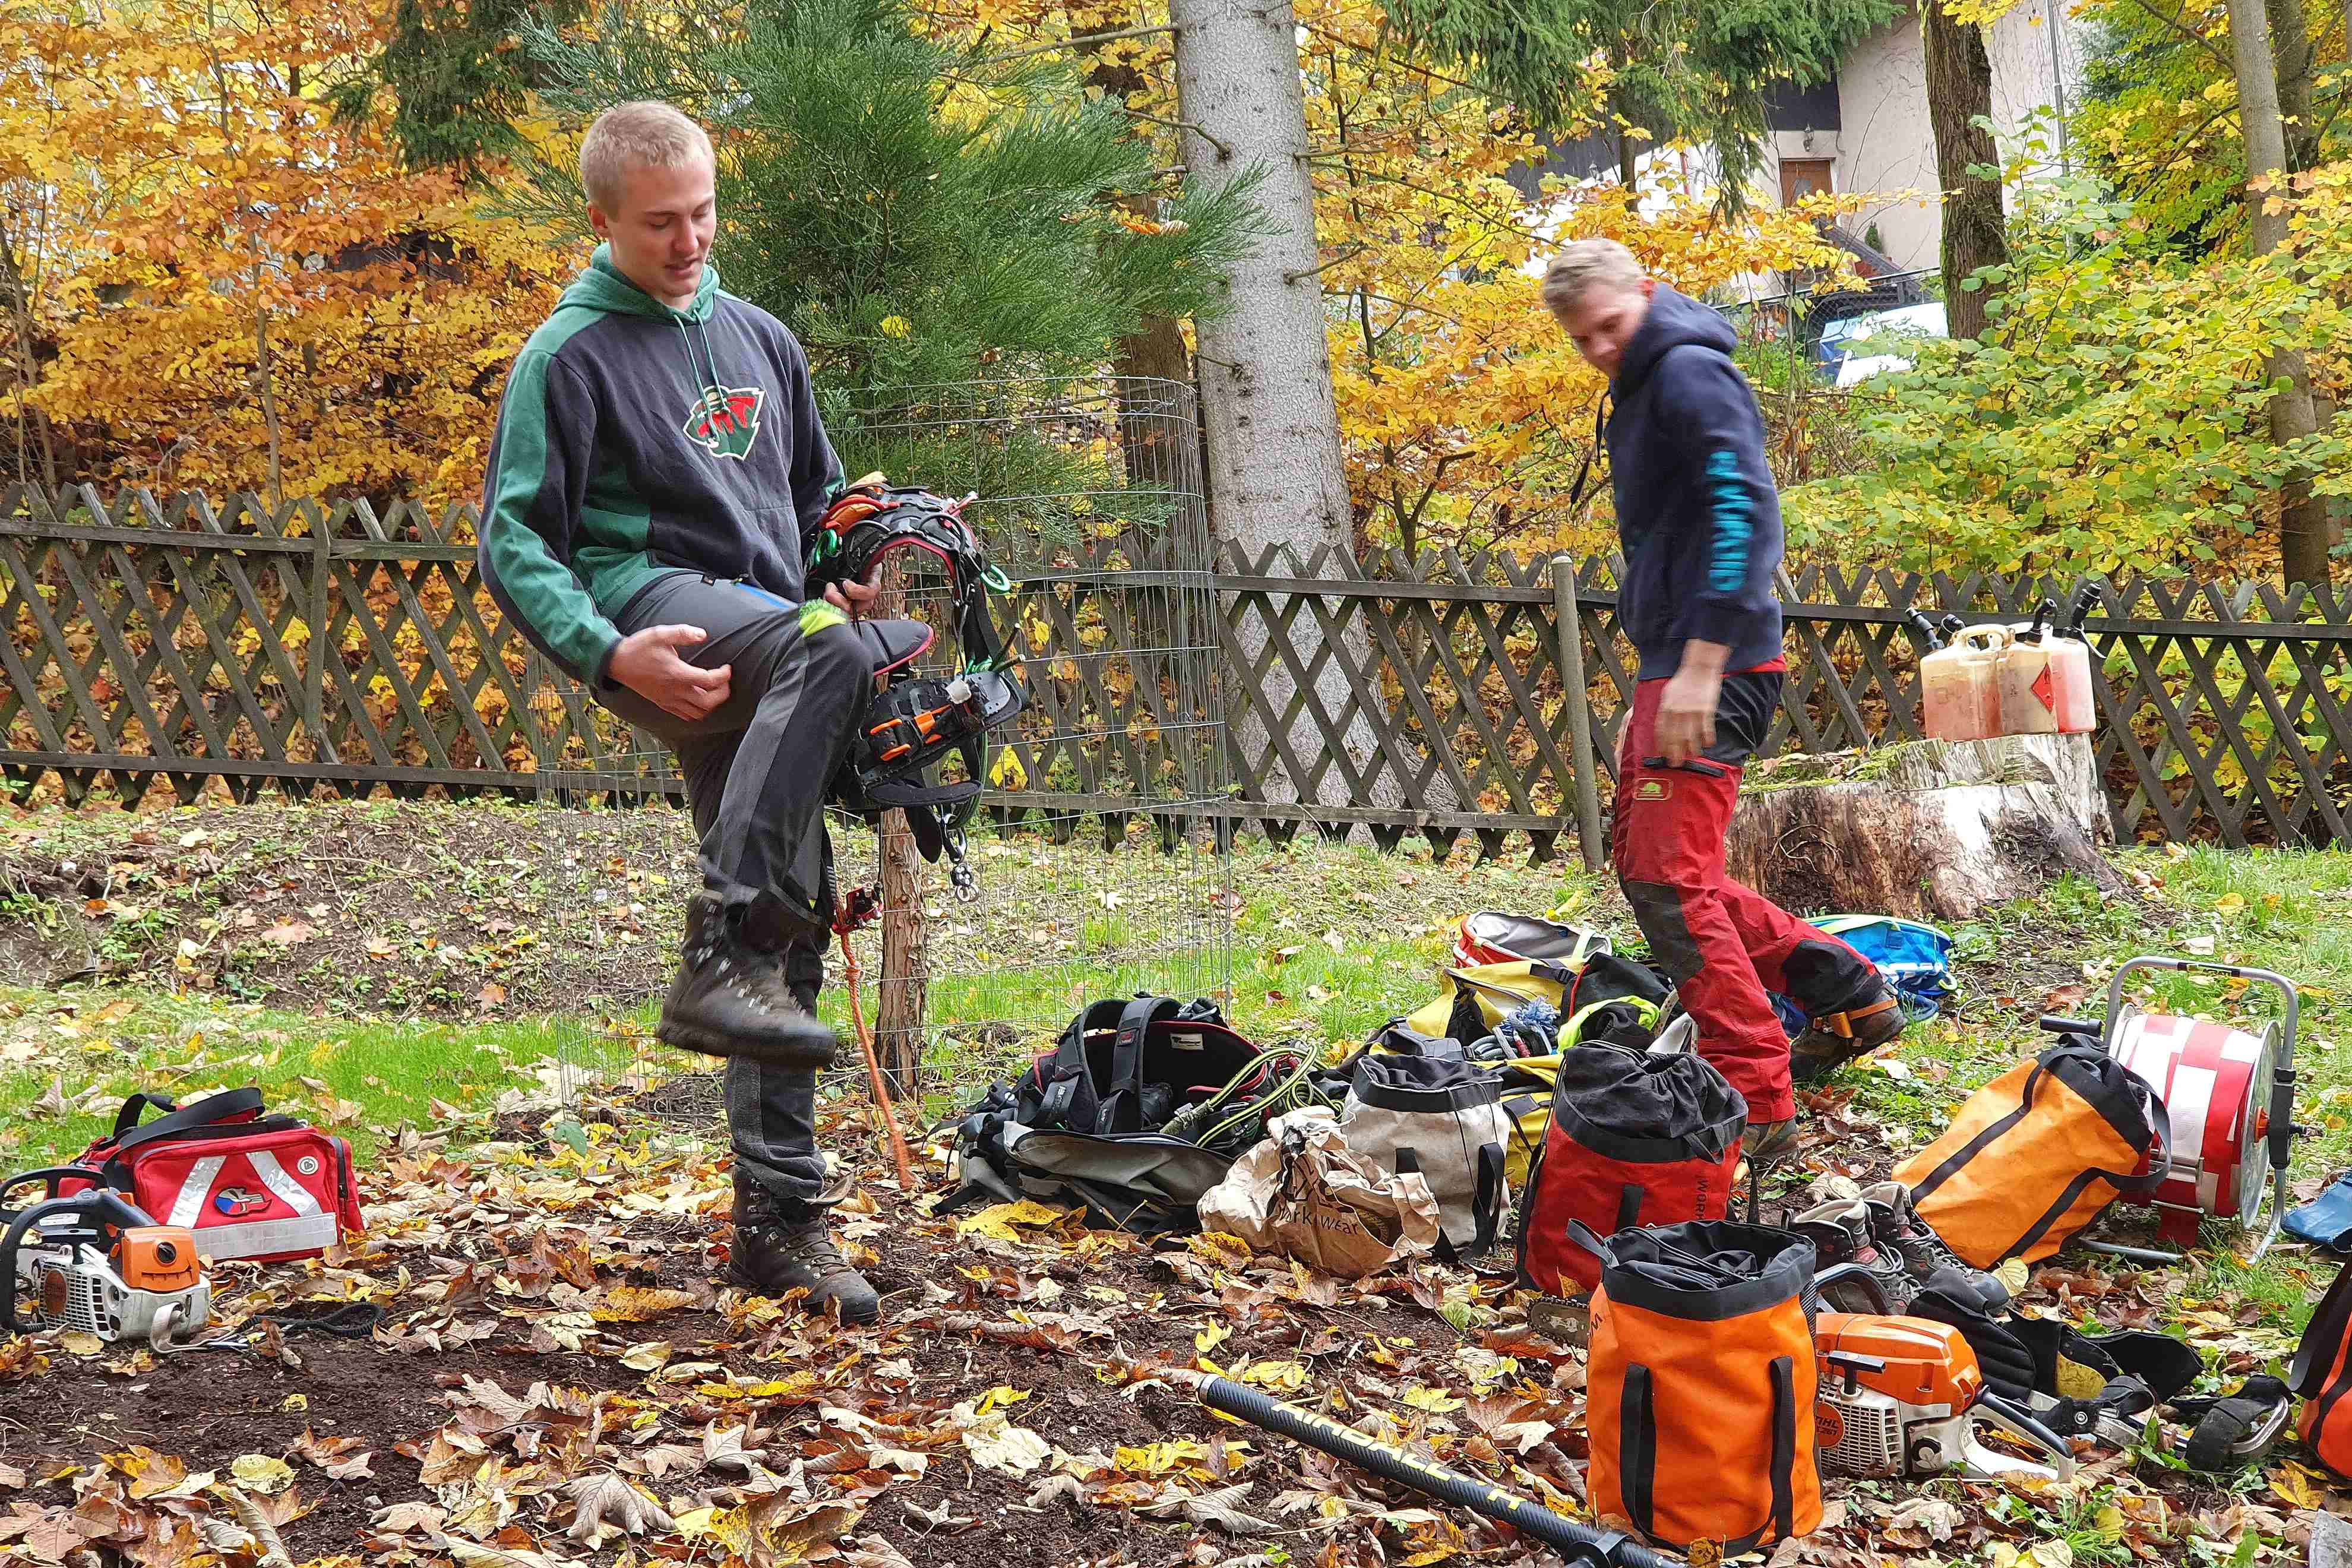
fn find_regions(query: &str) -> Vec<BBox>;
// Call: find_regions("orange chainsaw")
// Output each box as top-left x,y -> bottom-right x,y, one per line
1814,1313 -> 2076,1481
2,1172 -> 212,1351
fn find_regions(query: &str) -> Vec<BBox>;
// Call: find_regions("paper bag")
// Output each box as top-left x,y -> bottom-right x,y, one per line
1197,1108 -> 1441,1279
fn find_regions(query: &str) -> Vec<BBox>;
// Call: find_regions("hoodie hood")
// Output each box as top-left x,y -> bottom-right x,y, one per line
1613,283 -> 1737,399
559,242 -> 722,324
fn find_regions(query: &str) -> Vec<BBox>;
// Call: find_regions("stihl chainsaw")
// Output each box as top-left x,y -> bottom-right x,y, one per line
2,1169 -> 212,1351
1814,1313 -> 2076,1482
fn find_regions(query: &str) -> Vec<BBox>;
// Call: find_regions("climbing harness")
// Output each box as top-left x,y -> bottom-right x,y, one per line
810,483 -> 1025,900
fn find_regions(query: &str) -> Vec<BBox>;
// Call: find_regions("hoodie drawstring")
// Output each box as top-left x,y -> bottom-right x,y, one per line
674,314 -> 731,427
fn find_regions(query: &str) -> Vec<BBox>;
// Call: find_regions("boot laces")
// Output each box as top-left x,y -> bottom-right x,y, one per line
742,1204 -> 851,1276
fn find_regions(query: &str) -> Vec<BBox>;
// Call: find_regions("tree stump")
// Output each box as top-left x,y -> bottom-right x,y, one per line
1724,732 -> 2120,924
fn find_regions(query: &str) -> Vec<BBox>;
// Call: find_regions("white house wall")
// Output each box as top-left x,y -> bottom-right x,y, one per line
1763,0 -> 2079,274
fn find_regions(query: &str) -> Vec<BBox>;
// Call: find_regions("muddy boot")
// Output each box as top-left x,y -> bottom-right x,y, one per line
1792,1195 -> 1917,1313
728,1172 -> 880,1324
1858,1180 -> 2004,1304
656,894 -> 838,1069
1789,984 -> 1907,1082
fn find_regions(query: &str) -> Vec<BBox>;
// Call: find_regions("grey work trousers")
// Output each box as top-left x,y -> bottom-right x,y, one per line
600,569 -> 872,1204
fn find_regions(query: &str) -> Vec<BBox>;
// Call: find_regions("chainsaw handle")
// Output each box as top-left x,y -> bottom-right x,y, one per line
0,1167 -> 102,1225
0,1189 -> 151,1335
1975,1392 -> 2077,1481
2038,1015 -> 2100,1037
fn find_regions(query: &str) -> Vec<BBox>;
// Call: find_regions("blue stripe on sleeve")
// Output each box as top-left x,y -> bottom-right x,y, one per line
1703,449 -> 1753,593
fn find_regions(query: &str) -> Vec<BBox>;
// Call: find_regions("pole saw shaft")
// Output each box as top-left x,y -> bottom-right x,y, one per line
1178,1373 -> 1670,1568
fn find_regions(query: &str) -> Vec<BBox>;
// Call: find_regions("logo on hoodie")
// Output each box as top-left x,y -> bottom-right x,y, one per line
683,384 -> 765,460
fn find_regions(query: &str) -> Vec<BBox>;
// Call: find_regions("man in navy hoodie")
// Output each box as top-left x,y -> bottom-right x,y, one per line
1542,240 -> 1903,1155
478,102 -> 896,1322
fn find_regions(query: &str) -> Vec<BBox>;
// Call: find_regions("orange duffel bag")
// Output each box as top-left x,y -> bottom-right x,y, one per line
1893,1038 -> 2170,1268
2292,1256 -> 2352,1477
1584,1220 -> 1822,1556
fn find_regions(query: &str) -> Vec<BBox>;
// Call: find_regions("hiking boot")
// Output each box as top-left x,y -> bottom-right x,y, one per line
728,1172 -> 880,1324
1789,984 -> 1907,1082
1858,1181 -> 2005,1306
1791,1195 -> 1916,1313
1741,1118 -> 1800,1161
657,894 -> 838,1069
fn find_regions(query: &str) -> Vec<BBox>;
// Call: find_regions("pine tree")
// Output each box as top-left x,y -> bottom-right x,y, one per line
371,0 -> 587,179
497,0 -> 1260,496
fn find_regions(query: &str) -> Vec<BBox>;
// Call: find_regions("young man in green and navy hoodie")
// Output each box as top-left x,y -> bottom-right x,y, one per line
477,101 -> 890,1322
1541,240 -> 1904,1162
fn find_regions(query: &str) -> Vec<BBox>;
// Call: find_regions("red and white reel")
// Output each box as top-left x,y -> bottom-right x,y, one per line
2090,957 -> 2298,1260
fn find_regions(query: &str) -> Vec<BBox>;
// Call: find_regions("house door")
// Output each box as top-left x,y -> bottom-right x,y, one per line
1780,157 -> 1833,206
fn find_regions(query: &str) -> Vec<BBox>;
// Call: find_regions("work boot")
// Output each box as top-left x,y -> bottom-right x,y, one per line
1858,1180 -> 2005,1304
728,1172 -> 880,1324
1791,1195 -> 1916,1313
656,894 -> 838,1069
1789,983 -> 1907,1082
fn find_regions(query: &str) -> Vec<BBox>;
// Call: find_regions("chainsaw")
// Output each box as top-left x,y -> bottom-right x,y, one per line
2,1169 -> 212,1351
1814,1313 -> 2076,1482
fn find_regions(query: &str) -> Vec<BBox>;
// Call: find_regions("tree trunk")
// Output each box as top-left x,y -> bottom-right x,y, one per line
1074,5 -> 1200,488
1921,0 -> 2009,340
1169,0 -> 1388,817
1725,734 -> 2119,923
0,212 -> 59,489
2230,0 -> 2332,587
874,809 -> 927,1099
2266,0 -> 2319,172
873,557 -> 925,1099
253,299 -> 284,511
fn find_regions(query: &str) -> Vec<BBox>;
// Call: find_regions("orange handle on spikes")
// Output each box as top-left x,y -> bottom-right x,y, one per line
839,929 -> 916,1193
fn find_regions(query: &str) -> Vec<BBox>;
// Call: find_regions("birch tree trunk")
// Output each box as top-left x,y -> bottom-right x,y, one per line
1169,0 -> 1392,818
2229,0 -> 2332,589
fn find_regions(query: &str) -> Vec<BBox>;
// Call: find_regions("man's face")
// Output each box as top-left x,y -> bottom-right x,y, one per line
1556,277 -> 1656,380
589,157 -> 717,310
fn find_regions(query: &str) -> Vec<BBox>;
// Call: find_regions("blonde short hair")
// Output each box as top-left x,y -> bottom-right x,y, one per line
1542,240 -> 1646,317
578,101 -> 714,211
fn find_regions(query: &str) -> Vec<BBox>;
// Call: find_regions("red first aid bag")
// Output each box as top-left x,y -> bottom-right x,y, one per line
66,1090 -> 362,1263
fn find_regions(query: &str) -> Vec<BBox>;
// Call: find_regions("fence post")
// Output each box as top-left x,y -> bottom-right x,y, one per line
1552,556 -> 1606,871
304,517 -> 333,767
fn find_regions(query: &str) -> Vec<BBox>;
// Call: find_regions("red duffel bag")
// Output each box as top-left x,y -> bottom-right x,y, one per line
64,1089 -> 362,1263
1516,1042 -> 1747,1294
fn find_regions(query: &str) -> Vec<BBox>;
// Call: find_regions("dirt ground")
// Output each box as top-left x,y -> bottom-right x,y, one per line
0,804 -> 2334,1567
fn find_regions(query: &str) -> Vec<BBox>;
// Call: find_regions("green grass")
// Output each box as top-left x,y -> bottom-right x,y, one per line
0,988 -> 587,1168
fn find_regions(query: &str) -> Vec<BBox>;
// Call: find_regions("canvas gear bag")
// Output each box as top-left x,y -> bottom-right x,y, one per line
1405,953 -> 1670,1047
1585,1221 -> 1823,1554
1517,1042 -> 1747,1294
1197,1109 -> 1442,1279
1893,1038 -> 2171,1267
1339,1053 -> 1510,1260
2291,1256 -> 2352,1478
946,996 -> 1333,1234
64,1089 -> 362,1263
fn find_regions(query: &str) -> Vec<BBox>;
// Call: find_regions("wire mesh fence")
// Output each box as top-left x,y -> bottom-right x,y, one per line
534,375 -> 1234,1115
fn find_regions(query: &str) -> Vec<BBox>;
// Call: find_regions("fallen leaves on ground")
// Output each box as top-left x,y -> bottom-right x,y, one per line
0,1079 -> 2333,1568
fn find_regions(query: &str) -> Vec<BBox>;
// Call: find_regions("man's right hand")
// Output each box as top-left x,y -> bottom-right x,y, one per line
610,624 -> 731,722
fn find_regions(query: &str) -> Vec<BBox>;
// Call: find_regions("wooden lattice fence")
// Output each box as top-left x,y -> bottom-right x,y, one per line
8,483 -> 2352,854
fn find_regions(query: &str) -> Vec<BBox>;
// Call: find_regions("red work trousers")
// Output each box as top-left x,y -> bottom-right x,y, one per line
1610,672 -> 1867,1124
